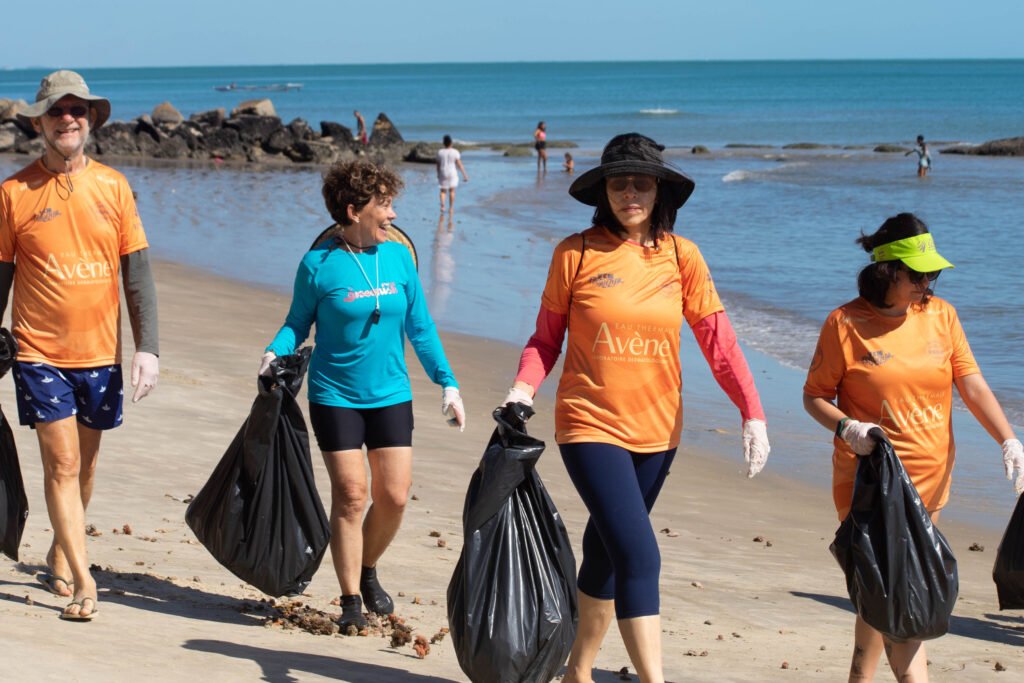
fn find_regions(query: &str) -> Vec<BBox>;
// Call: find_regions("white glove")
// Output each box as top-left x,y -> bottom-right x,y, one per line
501,386 -> 534,407
742,418 -> 770,478
840,419 -> 882,456
1002,438 -> 1024,496
442,386 -> 466,431
258,351 -> 276,377
131,351 -> 159,403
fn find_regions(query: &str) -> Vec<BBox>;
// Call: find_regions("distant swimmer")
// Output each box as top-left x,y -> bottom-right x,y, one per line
436,134 -> 469,214
562,152 -> 574,173
906,135 -> 931,177
533,121 -> 547,173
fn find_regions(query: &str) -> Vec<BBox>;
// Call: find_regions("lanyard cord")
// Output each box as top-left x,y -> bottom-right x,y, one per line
342,239 -> 380,312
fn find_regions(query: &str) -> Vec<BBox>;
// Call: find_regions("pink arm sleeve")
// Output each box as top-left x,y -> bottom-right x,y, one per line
514,305 -> 567,390
691,310 -> 766,422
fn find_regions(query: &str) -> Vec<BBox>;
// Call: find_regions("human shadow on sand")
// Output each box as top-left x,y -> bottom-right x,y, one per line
184,639 -> 460,683
3,562 -> 268,626
791,590 -> 1024,646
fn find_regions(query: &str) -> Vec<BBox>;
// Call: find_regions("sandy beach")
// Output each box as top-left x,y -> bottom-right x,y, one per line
1,260 -> 1023,682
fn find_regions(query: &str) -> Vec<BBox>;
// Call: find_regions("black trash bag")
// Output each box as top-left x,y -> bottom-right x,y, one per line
993,491 -> 1024,610
0,328 -> 27,562
185,348 -> 330,596
830,428 -> 958,642
447,404 -> 578,683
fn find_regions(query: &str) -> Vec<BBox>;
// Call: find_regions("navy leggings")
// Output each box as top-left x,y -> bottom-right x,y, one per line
559,442 -> 676,619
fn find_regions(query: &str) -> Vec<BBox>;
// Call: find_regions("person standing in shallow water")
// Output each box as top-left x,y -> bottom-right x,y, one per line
501,133 -> 770,683
533,121 -> 548,173
906,135 -> 930,177
803,212 -> 1024,682
0,70 -> 160,621
436,135 -> 468,213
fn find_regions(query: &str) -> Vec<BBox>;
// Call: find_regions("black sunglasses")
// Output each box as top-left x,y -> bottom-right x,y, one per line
606,175 -> 658,193
46,105 -> 89,119
907,269 -> 941,284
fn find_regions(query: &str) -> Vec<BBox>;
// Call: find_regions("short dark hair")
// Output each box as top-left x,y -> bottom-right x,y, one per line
590,178 -> 678,245
322,160 -> 403,226
855,212 -> 932,308
443,134 -> 452,147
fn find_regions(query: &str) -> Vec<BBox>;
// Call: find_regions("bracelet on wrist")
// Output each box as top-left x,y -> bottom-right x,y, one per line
835,417 -> 852,438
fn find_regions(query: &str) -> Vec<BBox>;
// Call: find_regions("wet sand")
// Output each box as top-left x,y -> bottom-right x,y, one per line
1,260 -> 1022,682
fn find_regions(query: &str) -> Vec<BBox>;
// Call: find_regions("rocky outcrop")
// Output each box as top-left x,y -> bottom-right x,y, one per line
0,121 -> 29,153
0,97 -> 410,166
405,142 -> 439,163
941,137 -> 1024,157
873,144 -> 909,153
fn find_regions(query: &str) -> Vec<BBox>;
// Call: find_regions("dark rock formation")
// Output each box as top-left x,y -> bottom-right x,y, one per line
691,145 -> 709,154
0,122 -> 29,153
405,142 -> 439,163
368,113 -> 404,148
264,127 -> 296,155
203,127 -> 244,159
285,140 -> 337,164
321,121 -> 354,145
941,137 -> 1024,156
224,114 -> 284,145
190,108 -> 226,128
288,117 -> 315,141
93,121 -> 140,156
873,144 -> 909,153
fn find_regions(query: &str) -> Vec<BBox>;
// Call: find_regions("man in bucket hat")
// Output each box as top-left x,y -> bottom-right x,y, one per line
0,70 -> 159,620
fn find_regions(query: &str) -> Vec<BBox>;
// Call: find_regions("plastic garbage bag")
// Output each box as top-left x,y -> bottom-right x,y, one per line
830,428 -> 958,642
447,404 -> 577,683
0,328 -> 27,562
993,491 -> 1024,610
186,348 -> 330,596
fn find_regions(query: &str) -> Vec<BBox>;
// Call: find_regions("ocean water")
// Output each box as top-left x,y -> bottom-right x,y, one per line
2,60 -> 1024,528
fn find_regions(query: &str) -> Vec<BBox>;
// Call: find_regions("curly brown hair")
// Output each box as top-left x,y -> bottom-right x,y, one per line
322,160 -> 404,226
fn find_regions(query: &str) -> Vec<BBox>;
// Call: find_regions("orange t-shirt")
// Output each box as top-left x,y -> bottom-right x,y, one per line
541,226 -> 723,451
0,159 -> 148,367
803,296 -> 979,518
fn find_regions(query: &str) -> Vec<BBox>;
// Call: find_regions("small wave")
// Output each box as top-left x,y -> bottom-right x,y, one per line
638,108 -> 680,115
722,170 -> 753,182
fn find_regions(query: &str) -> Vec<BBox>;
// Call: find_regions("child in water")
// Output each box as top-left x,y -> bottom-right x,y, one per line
562,152 -> 574,173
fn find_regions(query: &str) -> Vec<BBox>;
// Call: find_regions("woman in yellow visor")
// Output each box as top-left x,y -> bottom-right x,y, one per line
802,212 -> 1023,682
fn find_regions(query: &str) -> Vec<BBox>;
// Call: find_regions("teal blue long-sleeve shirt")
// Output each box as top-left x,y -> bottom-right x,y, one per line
267,240 -> 457,408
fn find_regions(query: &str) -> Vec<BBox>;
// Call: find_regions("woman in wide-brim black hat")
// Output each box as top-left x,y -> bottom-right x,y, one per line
499,133 -> 772,680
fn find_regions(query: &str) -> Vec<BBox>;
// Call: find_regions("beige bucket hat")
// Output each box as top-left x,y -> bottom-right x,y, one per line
17,70 -> 111,129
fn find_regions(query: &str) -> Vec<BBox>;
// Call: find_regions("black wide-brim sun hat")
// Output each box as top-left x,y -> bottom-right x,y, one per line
569,133 -> 695,208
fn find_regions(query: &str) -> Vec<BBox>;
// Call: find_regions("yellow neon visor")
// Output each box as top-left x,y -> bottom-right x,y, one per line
871,233 -> 954,272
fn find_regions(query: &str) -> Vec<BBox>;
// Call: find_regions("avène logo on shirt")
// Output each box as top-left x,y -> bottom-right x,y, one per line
44,253 -> 113,281
878,397 -> 944,431
343,282 -> 398,302
592,322 -> 672,360
34,208 -> 61,223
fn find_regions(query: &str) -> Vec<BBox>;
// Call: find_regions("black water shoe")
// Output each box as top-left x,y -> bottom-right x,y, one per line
360,565 -> 394,615
337,594 -> 367,632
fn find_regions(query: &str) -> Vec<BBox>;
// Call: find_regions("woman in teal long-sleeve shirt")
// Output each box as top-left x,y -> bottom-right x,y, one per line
261,160 -> 466,631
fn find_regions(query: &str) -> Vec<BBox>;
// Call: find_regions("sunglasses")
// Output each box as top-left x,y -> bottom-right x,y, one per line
907,269 -> 941,284
606,175 -> 658,193
46,105 -> 89,119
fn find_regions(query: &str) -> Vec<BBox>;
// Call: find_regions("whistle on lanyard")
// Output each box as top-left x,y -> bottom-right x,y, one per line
371,308 -> 381,325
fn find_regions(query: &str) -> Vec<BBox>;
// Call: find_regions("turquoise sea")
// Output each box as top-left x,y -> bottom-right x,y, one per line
2,60 -> 1023,527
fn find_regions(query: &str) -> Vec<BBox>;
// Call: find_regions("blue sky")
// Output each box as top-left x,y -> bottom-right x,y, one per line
2,0 -> 1022,68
